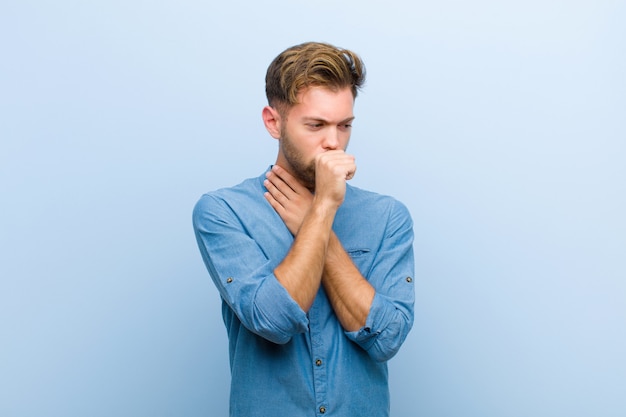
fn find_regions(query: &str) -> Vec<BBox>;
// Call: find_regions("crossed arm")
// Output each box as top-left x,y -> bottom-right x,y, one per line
264,164 -> 375,332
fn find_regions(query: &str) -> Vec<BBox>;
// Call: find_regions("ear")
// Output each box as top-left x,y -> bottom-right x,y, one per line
262,106 -> 282,139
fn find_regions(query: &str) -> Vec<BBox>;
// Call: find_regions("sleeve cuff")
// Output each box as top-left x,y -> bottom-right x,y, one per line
344,292 -> 389,350
253,274 -> 310,342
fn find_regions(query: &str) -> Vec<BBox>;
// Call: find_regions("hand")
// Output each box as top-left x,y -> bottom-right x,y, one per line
264,165 -> 314,235
314,150 -> 356,207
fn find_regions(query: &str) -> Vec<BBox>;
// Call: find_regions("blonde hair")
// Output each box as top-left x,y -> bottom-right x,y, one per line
265,42 -> 366,113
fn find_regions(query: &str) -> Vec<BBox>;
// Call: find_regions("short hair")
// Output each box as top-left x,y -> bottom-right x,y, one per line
265,42 -> 366,113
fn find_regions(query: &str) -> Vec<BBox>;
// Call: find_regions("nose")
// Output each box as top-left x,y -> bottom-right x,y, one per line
322,127 -> 340,150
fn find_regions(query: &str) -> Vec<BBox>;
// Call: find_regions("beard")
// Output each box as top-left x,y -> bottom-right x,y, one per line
279,127 -> 316,191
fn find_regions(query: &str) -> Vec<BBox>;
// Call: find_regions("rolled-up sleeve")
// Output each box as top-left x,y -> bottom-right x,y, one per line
345,199 -> 415,362
192,194 -> 309,344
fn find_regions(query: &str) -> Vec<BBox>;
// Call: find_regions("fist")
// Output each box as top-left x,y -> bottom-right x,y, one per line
314,150 -> 356,206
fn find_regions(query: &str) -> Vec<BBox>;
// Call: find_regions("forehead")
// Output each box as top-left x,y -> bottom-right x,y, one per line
287,86 -> 355,121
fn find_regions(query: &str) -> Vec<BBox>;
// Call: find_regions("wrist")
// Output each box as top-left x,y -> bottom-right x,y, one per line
312,195 -> 340,216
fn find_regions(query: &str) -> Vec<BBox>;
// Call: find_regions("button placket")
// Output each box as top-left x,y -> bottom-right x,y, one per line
309,296 -> 327,415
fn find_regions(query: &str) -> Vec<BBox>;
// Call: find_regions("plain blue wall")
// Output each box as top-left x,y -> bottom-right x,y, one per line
1,1 -> 624,416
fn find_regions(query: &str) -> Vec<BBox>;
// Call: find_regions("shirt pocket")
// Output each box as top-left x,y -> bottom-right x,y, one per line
346,248 -> 373,275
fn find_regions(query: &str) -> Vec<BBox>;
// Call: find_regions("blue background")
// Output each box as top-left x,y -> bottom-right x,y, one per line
1,1 -> 624,416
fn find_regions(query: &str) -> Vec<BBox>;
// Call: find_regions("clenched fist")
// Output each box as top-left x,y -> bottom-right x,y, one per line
314,150 -> 356,207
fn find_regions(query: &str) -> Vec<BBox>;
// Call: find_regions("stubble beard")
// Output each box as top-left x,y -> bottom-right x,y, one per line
280,128 -> 316,191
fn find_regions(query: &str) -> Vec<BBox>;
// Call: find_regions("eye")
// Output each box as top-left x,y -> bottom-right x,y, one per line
339,123 -> 352,131
307,123 -> 323,130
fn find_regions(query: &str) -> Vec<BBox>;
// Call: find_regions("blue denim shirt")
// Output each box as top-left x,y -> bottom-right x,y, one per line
193,169 -> 415,417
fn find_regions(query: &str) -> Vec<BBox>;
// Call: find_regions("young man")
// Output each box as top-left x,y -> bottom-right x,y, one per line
193,42 -> 415,417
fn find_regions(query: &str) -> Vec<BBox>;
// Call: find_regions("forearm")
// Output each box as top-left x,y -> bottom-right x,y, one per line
274,200 -> 337,312
193,193 -> 311,343
322,232 -> 376,331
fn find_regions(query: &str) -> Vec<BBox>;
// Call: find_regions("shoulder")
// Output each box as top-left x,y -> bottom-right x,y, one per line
192,174 -> 264,225
345,185 -> 412,220
334,185 -> 413,251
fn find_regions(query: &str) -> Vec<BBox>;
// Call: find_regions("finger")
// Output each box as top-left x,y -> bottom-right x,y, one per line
265,169 -> 293,195
271,165 -> 307,194
263,178 -> 289,207
327,158 -> 356,181
346,162 -> 357,180
263,190 -> 278,209
317,152 -> 355,169
264,190 -> 289,216
266,170 -> 297,199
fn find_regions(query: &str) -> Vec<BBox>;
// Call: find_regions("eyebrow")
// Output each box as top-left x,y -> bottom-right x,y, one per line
302,116 -> 355,124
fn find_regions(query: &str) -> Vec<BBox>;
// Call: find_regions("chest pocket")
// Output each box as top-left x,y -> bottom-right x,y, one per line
347,248 -> 370,257
346,248 -> 373,276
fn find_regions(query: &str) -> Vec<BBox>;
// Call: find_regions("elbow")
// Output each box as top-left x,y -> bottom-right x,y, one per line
230,273 -> 309,344
246,298 -> 309,345
256,330 -> 294,345
368,338 -> 403,363
366,313 -> 413,363
250,311 -> 305,344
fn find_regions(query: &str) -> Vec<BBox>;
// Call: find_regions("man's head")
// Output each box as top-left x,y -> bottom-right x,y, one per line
263,42 -> 366,190
265,42 -> 366,117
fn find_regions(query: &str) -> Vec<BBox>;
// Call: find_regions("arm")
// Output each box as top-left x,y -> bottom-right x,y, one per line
264,164 -> 376,330
271,197 -> 335,312
344,201 -> 414,362
265,165 -> 415,361
266,151 -> 356,313
322,233 -> 375,331
192,193 -> 310,344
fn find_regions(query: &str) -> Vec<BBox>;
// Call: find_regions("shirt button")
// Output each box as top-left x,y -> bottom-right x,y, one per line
315,359 -> 322,366
406,276 -> 413,283
226,277 -> 233,284
319,406 -> 326,414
